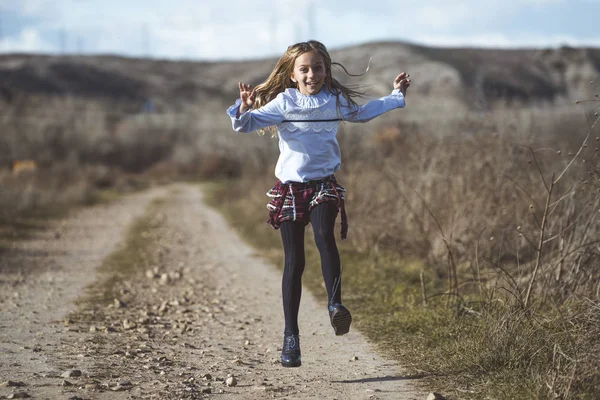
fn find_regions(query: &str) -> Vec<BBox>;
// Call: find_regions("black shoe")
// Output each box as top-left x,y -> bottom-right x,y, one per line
281,334 -> 301,368
328,303 -> 352,336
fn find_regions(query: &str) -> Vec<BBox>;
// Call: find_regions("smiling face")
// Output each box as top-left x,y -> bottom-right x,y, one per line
290,50 -> 328,96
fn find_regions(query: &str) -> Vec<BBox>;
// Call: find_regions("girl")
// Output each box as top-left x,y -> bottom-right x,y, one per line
226,40 -> 410,368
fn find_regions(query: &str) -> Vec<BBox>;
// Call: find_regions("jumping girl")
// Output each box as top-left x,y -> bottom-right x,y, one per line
226,40 -> 410,368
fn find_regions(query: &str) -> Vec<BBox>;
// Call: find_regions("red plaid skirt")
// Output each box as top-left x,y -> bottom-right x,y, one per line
266,175 -> 348,239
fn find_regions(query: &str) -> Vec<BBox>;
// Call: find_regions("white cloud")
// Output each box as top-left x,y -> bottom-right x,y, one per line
1,28 -> 48,53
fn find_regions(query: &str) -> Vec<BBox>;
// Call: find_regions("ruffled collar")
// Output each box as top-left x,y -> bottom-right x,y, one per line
284,88 -> 332,109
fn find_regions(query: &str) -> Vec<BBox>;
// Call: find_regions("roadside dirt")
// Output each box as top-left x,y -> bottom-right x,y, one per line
0,183 -> 425,399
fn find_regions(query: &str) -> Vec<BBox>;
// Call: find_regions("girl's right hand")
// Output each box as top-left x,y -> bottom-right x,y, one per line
393,72 -> 411,97
239,82 -> 256,114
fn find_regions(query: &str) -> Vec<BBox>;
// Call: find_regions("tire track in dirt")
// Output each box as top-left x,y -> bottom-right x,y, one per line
0,186 -> 170,398
0,183 -> 424,399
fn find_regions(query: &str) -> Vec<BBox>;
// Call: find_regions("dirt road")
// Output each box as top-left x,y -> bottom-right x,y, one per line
0,184 -> 425,399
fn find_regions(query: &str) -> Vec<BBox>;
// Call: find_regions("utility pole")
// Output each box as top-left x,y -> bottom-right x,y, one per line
142,23 -> 150,58
294,21 -> 302,44
77,36 -> 83,54
59,3 -> 69,55
60,27 -> 67,54
270,13 -> 277,55
307,0 -> 315,40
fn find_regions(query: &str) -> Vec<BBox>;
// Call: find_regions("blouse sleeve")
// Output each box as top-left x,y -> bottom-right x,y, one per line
340,89 -> 406,123
225,93 -> 286,133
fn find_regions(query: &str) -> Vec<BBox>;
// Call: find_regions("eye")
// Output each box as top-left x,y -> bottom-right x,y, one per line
300,68 -> 308,72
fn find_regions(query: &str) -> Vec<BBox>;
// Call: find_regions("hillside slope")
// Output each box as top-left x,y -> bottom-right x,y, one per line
0,41 -> 598,111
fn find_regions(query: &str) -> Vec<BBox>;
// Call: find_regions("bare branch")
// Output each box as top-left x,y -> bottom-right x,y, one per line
525,173 -> 556,308
519,144 -> 549,193
555,116 -> 600,184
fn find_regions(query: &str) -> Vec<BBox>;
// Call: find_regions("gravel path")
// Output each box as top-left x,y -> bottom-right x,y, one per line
0,183 -> 425,399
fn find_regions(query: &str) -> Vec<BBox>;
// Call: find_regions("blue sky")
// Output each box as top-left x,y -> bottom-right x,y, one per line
0,0 -> 598,60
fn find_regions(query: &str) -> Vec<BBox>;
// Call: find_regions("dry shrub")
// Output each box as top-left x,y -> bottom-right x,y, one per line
197,152 -> 241,179
0,163 -> 96,218
0,94 -> 277,218
336,105 -> 599,398
336,103 -> 600,305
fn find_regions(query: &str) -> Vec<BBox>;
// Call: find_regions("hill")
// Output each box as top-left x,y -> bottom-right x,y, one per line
0,41 -> 599,112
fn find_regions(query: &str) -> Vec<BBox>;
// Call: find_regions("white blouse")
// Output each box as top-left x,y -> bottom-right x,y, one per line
226,87 -> 406,183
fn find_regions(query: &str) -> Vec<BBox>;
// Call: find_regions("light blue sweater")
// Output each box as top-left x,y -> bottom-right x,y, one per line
226,87 -> 406,183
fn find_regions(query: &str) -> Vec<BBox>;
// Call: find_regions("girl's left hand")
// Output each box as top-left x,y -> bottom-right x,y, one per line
393,72 -> 411,96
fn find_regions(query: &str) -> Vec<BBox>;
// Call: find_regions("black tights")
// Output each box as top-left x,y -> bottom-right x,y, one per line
280,202 -> 341,335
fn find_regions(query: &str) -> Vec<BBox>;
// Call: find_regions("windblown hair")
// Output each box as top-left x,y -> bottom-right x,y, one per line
252,40 -> 365,136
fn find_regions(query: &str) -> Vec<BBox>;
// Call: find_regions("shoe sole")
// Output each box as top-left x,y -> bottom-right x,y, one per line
281,359 -> 302,368
331,306 -> 352,336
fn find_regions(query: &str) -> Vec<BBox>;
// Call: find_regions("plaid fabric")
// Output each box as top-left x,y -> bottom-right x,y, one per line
266,175 -> 348,239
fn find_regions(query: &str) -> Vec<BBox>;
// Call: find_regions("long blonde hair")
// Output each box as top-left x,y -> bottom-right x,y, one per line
253,40 -> 364,135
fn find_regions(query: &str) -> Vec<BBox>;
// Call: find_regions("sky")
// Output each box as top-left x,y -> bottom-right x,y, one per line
0,0 -> 599,61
